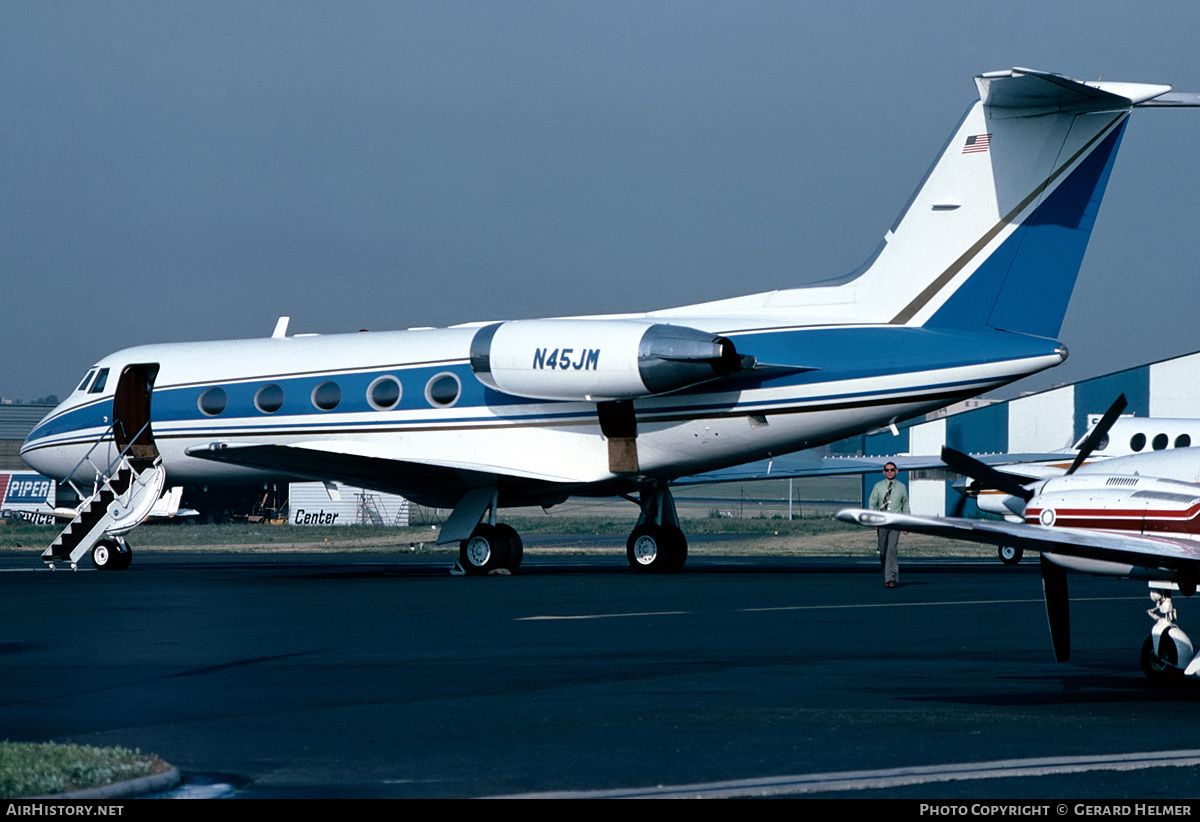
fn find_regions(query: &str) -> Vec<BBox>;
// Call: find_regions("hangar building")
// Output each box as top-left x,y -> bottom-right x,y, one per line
0,403 -> 56,470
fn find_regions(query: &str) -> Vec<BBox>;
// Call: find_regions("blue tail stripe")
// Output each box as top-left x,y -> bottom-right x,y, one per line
925,120 -> 1128,336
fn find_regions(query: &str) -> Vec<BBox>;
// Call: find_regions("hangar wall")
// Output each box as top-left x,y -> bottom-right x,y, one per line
288,482 -> 411,527
0,403 -> 56,470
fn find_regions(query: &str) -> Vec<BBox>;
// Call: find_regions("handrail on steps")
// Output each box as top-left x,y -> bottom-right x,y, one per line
58,419 -> 156,502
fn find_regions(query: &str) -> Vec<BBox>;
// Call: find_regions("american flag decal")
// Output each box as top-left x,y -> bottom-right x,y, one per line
962,133 -> 992,154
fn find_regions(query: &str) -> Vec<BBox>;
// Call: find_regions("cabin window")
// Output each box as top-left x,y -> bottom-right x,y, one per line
89,368 -> 109,394
312,381 -> 341,411
425,373 -> 461,407
1177,434 -> 1192,449
1153,433 -> 1169,451
1130,433 -> 1146,452
255,384 -> 285,414
77,370 -> 96,392
199,387 -> 228,416
368,376 -> 402,410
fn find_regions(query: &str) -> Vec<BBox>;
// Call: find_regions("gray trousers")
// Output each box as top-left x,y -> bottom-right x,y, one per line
877,527 -> 899,583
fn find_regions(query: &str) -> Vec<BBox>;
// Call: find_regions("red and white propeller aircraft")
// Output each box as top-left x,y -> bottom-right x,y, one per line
838,395 -> 1200,682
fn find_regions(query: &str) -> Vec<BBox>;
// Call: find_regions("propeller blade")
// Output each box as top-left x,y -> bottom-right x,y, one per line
950,489 -> 969,518
1040,555 -> 1071,663
1066,393 -> 1127,475
940,447 -> 1035,502
948,476 -> 976,517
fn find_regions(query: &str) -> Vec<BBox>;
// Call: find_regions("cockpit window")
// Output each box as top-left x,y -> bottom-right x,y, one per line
88,368 -> 110,394
77,370 -> 97,392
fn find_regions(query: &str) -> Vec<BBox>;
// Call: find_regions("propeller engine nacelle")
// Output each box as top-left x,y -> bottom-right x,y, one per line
469,320 -> 743,401
1024,474 -> 1200,532
955,477 -> 1031,521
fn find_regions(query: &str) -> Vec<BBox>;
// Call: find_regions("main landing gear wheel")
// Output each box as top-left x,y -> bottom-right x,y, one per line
626,523 -> 687,574
459,523 -> 523,574
113,537 -> 132,570
998,545 -> 1023,565
1141,635 -> 1186,684
92,538 -> 131,571
495,523 -> 523,572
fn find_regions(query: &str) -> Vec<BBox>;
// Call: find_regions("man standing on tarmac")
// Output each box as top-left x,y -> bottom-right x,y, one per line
869,462 -> 909,588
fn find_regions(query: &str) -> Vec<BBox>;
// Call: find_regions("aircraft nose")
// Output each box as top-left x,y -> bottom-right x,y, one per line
19,404 -> 67,477
20,440 -> 49,475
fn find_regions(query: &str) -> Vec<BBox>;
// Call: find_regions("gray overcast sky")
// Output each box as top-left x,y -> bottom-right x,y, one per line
3,2 -> 1200,402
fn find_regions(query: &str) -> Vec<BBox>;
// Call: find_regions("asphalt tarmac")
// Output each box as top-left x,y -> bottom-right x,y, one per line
3,547 -> 1200,799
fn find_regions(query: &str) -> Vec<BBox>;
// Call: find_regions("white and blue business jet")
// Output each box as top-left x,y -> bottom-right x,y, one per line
21,68 -> 1200,573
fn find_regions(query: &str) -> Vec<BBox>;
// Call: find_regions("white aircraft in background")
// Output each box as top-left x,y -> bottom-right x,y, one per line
839,399 -> 1200,683
20,68 -> 1200,574
941,398 -> 1200,563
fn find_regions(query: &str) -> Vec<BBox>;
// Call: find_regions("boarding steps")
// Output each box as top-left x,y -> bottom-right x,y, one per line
42,457 -> 167,571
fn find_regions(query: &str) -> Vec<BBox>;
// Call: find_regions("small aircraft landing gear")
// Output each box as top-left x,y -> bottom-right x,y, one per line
625,483 -> 687,573
1142,584 -> 1198,684
1141,635 -> 1185,684
998,545 -> 1023,565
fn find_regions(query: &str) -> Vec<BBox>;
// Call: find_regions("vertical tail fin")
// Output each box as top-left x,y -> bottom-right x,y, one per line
852,69 -> 1177,337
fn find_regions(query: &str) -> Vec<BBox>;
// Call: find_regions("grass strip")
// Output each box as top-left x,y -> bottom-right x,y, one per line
0,741 -> 167,798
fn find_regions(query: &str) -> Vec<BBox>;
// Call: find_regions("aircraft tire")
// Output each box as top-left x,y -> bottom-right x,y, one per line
92,539 -> 119,571
998,545 -> 1023,565
496,524 -> 523,572
112,537 -> 132,571
459,524 -> 510,575
665,529 -> 688,573
626,524 -> 686,574
1141,635 -> 1185,684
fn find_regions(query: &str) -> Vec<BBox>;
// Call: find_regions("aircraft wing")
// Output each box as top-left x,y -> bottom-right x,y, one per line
183,441 -> 575,504
836,508 -> 1200,573
674,452 -> 1064,485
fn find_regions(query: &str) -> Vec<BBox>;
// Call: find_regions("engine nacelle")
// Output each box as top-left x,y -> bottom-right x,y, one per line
469,320 -> 741,401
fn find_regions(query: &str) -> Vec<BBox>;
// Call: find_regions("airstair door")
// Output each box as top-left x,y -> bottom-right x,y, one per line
113,364 -> 160,464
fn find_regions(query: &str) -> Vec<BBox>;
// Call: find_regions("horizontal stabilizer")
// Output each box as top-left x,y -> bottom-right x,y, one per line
977,68 -> 1171,112
1137,92 -> 1200,107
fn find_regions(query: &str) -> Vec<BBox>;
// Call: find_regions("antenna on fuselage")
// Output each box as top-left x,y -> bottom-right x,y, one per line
272,317 -> 290,339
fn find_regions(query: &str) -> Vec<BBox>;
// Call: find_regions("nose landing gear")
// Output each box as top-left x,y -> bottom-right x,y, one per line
1142,584 -> 1200,683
